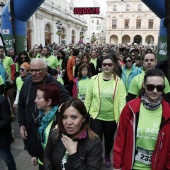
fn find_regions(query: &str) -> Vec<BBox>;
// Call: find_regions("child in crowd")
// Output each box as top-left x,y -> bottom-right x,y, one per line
51,69 -> 64,85
72,63 -> 91,102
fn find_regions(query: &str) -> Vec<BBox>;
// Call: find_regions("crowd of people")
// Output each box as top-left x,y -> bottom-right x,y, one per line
0,41 -> 170,170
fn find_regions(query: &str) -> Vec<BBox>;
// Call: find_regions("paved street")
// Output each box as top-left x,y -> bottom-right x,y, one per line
0,119 -> 113,170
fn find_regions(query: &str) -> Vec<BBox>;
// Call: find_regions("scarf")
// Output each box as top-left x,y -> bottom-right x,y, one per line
141,95 -> 162,110
82,75 -> 88,80
38,105 -> 58,145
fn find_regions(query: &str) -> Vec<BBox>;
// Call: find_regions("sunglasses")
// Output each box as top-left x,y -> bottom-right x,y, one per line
125,60 -> 132,63
102,63 -> 113,67
20,68 -> 26,72
145,84 -> 165,92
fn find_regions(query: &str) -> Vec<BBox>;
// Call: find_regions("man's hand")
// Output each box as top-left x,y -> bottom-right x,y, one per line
20,125 -> 28,139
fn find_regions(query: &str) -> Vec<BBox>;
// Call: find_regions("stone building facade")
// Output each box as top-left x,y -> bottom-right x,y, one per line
106,0 -> 160,45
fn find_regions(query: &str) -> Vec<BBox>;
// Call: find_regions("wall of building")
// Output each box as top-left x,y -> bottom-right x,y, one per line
106,0 -> 160,45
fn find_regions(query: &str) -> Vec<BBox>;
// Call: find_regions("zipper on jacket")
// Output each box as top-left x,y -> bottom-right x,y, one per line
160,132 -> 164,149
129,104 -> 136,170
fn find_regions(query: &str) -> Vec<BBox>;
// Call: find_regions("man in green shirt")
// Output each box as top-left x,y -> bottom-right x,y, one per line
42,46 -> 58,69
127,53 -> 170,103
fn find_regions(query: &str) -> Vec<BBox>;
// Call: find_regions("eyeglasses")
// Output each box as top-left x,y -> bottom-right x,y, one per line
20,68 -> 26,72
76,60 -> 80,62
102,63 -> 113,67
29,68 -> 46,74
145,84 -> 165,92
125,60 -> 132,63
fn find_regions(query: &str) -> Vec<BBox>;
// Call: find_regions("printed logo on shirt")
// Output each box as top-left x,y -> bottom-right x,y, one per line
100,89 -> 113,98
137,123 -> 159,140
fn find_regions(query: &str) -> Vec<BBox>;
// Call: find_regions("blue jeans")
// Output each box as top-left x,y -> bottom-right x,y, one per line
0,145 -> 16,170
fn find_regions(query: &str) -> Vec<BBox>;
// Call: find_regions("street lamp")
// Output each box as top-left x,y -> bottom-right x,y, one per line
56,20 -> 62,44
79,27 -> 84,44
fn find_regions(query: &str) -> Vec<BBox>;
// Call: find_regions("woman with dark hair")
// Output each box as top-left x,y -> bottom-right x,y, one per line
16,51 -> 30,73
113,68 -> 170,170
57,50 -> 69,86
85,56 -> 126,168
121,55 -> 136,93
44,98 -> 102,170
74,52 -> 95,77
30,83 -> 61,170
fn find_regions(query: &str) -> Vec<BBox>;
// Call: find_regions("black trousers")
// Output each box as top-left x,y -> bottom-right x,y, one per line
90,118 -> 117,156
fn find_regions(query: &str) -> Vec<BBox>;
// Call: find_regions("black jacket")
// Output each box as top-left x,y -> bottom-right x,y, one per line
18,74 -> 71,158
44,129 -> 102,170
0,95 -> 13,147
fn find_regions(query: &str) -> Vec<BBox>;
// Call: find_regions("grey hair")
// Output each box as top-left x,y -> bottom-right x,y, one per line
30,58 -> 48,68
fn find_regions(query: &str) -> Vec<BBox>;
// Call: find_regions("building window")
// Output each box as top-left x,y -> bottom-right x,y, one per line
96,26 -> 101,30
92,20 -> 94,23
138,4 -> 142,11
112,19 -> 117,29
113,5 -> 117,11
136,19 -> 141,29
126,5 -> 130,11
97,20 -> 99,25
148,20 -> 153,29
124,20 -> 129,29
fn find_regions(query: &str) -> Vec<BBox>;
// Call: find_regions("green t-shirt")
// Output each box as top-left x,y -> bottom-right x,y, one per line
97,79 -> 115,121
128,71 -> 170,96
2,56 -> 13,80
78,78 -> 91,103
133,104 -> 162,170
61,150 -> 69,169
125,68 -> 132,92
91,58 -> 97,69
16,77 -> 24,92
43,56 -> 58,69
0,75 -> 4,85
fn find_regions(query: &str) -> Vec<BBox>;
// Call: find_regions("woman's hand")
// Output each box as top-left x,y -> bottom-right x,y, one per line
31,157 -> 38,166
61,134 -> 78,155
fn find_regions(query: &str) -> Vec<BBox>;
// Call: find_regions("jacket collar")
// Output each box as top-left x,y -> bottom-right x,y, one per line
128,98 -> 170,121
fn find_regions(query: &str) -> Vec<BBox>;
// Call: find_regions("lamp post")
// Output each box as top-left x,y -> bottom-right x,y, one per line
79,27 -> 84,44
56,20 -> 62,44
0,2 -> 5,33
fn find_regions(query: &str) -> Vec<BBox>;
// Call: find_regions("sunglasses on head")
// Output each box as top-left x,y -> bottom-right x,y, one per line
145,84 -> 165,92
102,63 -> 113,67
125,59 -> 132,63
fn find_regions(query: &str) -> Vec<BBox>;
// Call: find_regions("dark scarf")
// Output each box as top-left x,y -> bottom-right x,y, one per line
141,95 -> 162,110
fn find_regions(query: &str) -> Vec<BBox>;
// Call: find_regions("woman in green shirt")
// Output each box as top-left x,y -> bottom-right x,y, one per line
85,56 -> 126,168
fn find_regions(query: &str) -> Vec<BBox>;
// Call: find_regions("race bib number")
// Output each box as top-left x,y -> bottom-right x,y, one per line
135,146 -> 152,165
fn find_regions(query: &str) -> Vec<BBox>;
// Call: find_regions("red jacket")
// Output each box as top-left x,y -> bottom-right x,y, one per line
113,98 -> 170,170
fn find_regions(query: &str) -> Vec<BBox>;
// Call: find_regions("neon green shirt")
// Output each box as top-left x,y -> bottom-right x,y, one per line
2,56 -> 13,80
0,75 -> 4,85
78,78 -> 91,103
43,56 -> 58,69
133,104 -> 162,170
16,77 -> 24,92
91,58 -> 97,69
128,71 -> 170,95
97,79 -> 115,121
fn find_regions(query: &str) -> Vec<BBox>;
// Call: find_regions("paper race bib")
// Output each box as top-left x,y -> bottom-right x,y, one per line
135,146 -> 153,165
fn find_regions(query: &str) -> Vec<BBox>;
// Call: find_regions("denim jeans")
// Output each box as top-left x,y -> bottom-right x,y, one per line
0,145 -> 16,170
